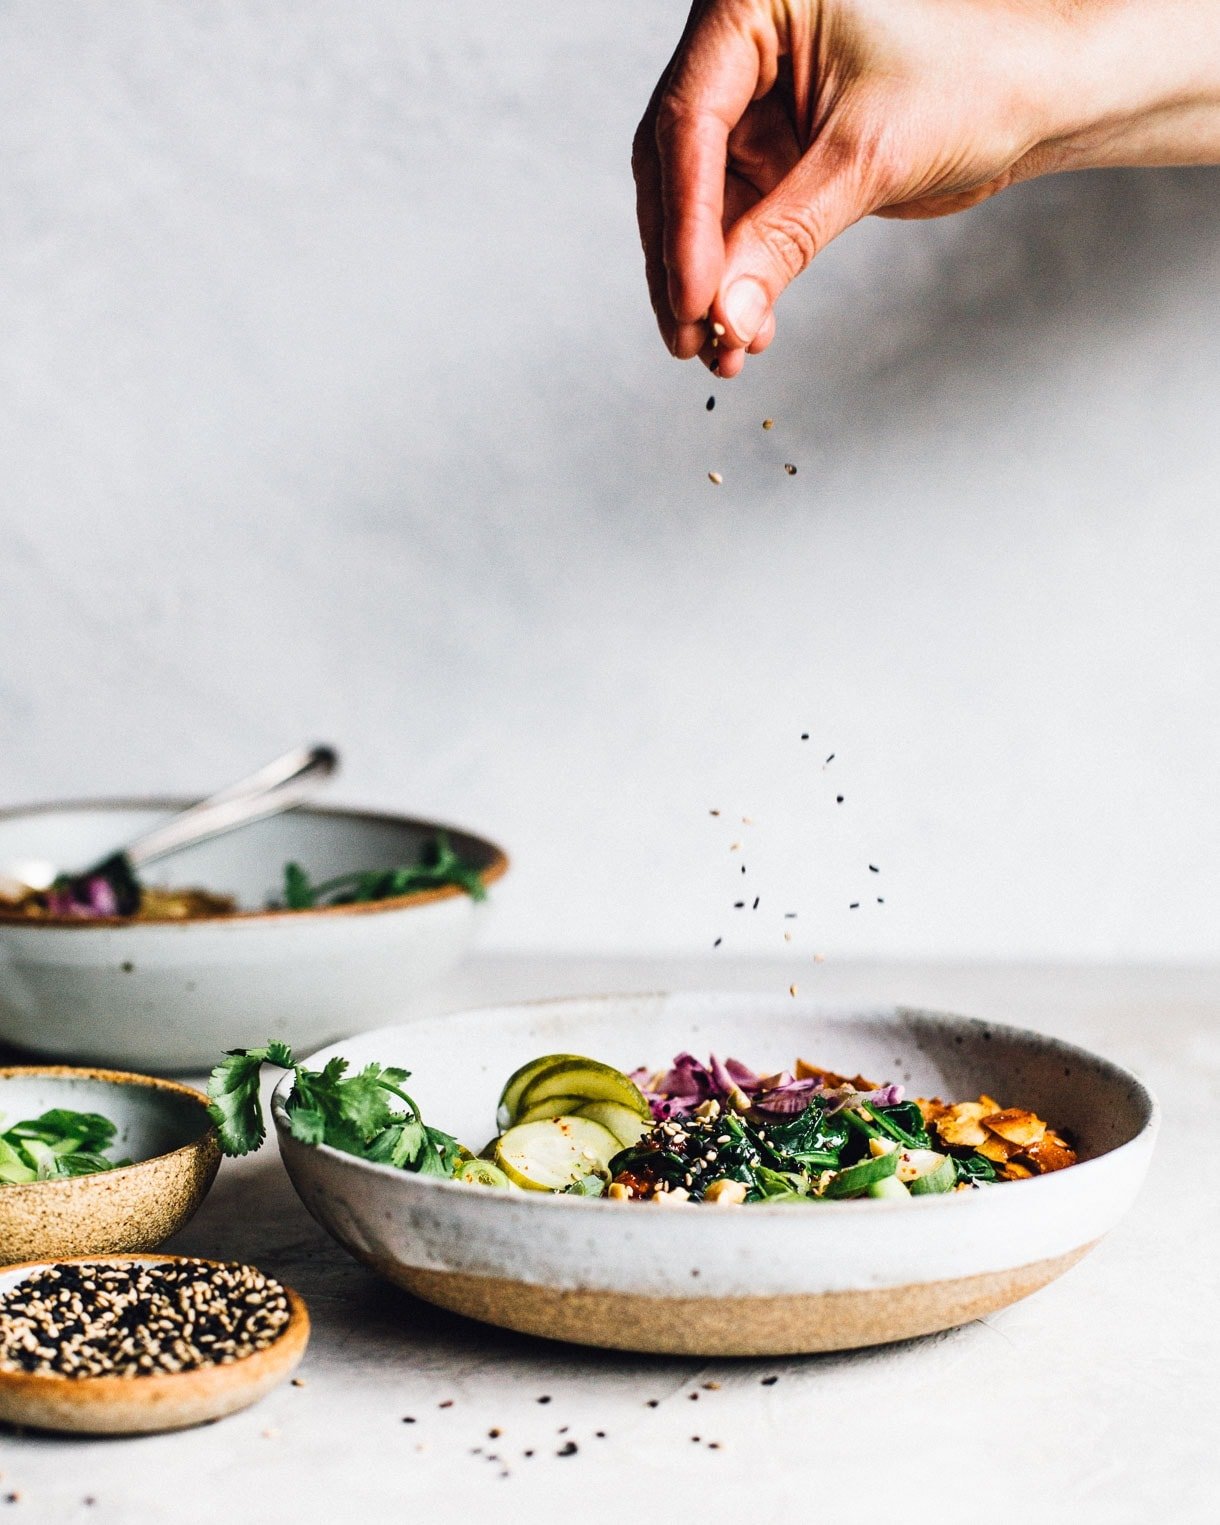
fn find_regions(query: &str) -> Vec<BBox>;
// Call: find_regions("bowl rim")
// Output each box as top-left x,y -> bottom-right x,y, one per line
0,797 -> 509,928
0,1064 -> 218,1185
269,994 -> 1160,1218
0,1253 -> 309,1395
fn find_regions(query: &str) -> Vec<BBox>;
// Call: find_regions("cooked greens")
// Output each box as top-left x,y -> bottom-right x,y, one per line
281,833 -> 486,909
0,1109 -> 130,1185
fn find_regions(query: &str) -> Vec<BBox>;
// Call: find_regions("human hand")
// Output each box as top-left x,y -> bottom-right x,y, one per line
633,0 -> 1220,374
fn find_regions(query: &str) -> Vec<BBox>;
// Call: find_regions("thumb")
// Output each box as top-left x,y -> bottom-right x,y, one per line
713,142 -> 871,346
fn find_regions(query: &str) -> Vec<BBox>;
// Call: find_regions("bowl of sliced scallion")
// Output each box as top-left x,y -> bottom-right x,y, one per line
0,801 -> 508,1070
0,1066 -> 220,1264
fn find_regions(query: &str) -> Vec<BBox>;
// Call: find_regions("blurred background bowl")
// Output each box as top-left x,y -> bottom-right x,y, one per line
0,1066 -> 219,1263
0,800 -> 508,1071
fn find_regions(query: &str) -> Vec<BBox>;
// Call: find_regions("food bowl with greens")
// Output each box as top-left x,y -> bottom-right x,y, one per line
0,1065 -> 219,1263
0,801 -> 507,1071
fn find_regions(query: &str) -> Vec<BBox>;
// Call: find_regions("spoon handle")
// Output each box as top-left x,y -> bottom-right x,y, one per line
116,745 -> 339,871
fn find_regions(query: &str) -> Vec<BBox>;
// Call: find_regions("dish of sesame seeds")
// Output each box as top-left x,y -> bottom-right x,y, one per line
0,1259 -> 293,1379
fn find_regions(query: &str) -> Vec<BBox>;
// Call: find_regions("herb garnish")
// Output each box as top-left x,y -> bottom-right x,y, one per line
282,832 -> 486,909
0,1110 -> 130,1184
207,1042 -> 461,1177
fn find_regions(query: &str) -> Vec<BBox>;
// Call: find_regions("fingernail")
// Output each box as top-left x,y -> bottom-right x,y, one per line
723,279 -> 768,344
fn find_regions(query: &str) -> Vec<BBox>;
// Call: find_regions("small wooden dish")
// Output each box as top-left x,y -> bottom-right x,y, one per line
0,1254 -> 310,1434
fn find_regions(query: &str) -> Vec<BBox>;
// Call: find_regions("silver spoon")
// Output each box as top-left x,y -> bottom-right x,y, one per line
8,745 -> 339,913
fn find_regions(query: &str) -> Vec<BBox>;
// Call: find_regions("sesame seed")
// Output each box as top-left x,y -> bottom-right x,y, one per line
762,419 -> 774,430
789,984 -> 798,997
712,321 -> 726,337
784,464 -> 797,475
869,865 -> 880,873
708,471 -> 723,485
706,396 -> 715,411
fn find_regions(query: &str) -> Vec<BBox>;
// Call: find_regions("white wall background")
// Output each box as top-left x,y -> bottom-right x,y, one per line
2,1 -> 1218,962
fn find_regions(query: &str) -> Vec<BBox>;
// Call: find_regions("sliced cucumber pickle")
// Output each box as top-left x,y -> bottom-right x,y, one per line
866,1175 -> 911,1200
493,1116 -> 621,1192
457,1158 -> 511,1188
518,1094 -> 584,1124
573,1099 -> 650,1149
516,1058 -> 650,1123
497,1053 -> 589,1131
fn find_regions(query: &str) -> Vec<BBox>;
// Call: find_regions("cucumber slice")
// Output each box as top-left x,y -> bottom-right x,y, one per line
493,1116 -> 621,1192
457,1158 -> 511,1188
866,1175 -> 911,1200
497,1053 -> 589,1131
825,1149 -> 899,1198
909,1155 -> 956,1195
518,1094 -> 584,1124
573,1100 -> 650,1149
517,1058 -> 650,1123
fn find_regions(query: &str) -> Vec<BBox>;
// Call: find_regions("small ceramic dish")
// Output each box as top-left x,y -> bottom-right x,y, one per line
274,993 -> 1157,1357
0,1254 -> 309,1434
0,1067 -> 220,1264
0,800 -> 508,1070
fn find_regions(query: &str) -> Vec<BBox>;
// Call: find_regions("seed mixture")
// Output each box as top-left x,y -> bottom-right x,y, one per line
0,1261 -> 291,1378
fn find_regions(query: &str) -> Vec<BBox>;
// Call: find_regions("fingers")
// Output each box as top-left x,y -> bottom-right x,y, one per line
633,120 -> 706,358
654,5 -> 769,326
713,140 -> 873,348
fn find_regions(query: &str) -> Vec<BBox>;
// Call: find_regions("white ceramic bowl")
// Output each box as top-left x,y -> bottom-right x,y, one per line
274,993 -> 1157,1356
0,800 -> 507,1072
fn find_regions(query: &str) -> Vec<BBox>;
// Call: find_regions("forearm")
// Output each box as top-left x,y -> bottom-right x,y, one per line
1046,0 -> 1220,169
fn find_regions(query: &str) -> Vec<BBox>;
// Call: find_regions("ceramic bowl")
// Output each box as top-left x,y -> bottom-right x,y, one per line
0,1254 -> 309,1434
0,800 -> 507,1071
0,1067 -> 219,1264
274,993 -> 1157,1357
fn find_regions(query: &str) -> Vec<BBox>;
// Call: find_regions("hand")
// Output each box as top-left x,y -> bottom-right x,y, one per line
634,0 -> 1220,375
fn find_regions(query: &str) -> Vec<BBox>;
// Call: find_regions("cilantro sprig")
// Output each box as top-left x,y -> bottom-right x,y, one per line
206,1043 -> 462,1178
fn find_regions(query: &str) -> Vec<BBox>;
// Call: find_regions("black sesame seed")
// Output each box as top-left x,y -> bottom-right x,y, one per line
849,902 -> 860,909
733,901 -> 744,909
713,937 -> 722,948
836,795 -> 844,804
706,396 -> 715,411
761,1375 -> 779,1386
752,897 -> 760,910
536,1395 -> 551,1404
800,733 -> 809,740
869,865 -> 879,873
784,463 -> 797,475
557,1441 -> 578,1457
646,1399 -> 660,1408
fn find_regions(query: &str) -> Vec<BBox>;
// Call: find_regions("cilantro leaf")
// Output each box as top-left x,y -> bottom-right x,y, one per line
206,1043 -> 297,1156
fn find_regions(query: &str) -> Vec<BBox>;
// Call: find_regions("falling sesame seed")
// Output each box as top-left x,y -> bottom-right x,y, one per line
709,1441 -> 722,1450
712,321 -> 726,336
740,864 -> 746,874
825,753 -> 835,765
646,1399 -> 660,1408
784,463 -> 797,475
783,931 -> 792,942
877,898 -> 885,904
710,358 -> 720,373
752,897 -> 760,910
291,1377 -> 306,1388
703,1381 -> 721,1390
784,912 -> 798,919
706,395 -> 715,411
762,419 -> 774,430
789,984 -> 798,997
709,808 -> 720,816
689,1392 -> 700,1401
439,1400 -> 454,1409
708,471 -> 723,485
800,732 -> 809,740
836,795 -> 844,804
557,1441 -> 578,1457
734,901 -> 744,909
849,902 -> 860,909
730,841 -> 742,851
741,815 -> 752,825
537,1395 -> 552,1404
402,1416 -> 416,1423
813,952 -> 826,963
713,937 -> 722,948
489,1428 -> 501,1439
761,1375 -> 779,1386
869,865 -> 880,873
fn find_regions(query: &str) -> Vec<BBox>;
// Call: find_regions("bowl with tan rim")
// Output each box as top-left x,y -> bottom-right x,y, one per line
0,800 -> 508,1071
0,1067 -> 220,1264
273,993 -> 1158,1357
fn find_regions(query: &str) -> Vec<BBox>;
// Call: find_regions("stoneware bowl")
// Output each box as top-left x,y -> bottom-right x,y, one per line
0,1254 -> 309,1434
0,800 -> 507,1071
274,993 -> 1158,1357
0,1067 -> 220,1264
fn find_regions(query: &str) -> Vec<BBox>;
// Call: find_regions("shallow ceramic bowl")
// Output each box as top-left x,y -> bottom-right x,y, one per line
274,993 -> 1157,1357
0,1254 -> 309,1433
0,1067 -> 220,1264
0,800 -> 507,1071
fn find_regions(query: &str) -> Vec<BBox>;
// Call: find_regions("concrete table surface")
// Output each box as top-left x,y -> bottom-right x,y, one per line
1,958 -> 1215,1523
